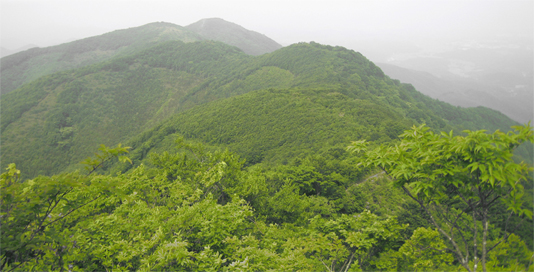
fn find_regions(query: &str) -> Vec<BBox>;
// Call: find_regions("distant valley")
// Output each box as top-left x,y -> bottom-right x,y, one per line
377,38 -> 533,123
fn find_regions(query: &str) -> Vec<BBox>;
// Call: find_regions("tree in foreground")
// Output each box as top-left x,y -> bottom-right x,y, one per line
349,123 -> 533,272
0,144 -> 130,271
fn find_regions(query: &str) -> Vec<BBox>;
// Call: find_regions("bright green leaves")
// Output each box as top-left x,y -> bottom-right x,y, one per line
149,136 -> 245,204
487,233 -> 534,271
1,163 -> 21,184
350,123 -> 534,271
374,227 -> 454,271
219,211 -> 406,271
347,139 -> 368,155
69,187 -> 253,271
351,123 -> 534,219
198,161 -> 228,191
58,139 -> 255,271
223,234 -> 282,271
3,137 -> 255,271
1,143 -> 130,271
0,164 -> 115,271
306,211 -> 406,271
4,123 -> 531,271
398,227 -> 454,271
81,143 -> 131,175
503,184 -> 533,218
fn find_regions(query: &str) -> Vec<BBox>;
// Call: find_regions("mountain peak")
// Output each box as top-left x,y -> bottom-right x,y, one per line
186,18 -> 282,55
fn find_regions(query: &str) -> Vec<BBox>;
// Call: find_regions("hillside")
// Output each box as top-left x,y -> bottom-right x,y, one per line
0,22 -> 203,95
116,84 -> 529,174
0,44 -> 38,58
378,62 -> 533,123
119,88 -> 412,169
1,19 -> 285,96
2,40 -> 526,179
0,41 -> 250,177
186,18 -> 282,55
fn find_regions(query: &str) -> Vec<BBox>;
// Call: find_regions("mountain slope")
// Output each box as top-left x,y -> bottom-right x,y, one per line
0,44 -> 38,58
186,18 -> 282,55
377,63 -> 533,123
0,22 -> 203,95
119,87 -> 414,170
1,41 -> 526,179
114,84 -> 530,176
1,18 -> 284,96
1,41 -> 249,177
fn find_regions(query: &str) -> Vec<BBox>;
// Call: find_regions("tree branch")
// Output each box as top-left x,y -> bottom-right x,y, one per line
341,251 -> 355,272
401,185 -> 471,271
486,217 -> 525,254
42,194 -> 103,229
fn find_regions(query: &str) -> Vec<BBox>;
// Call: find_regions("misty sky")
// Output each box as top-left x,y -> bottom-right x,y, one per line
1,0 -> 533,55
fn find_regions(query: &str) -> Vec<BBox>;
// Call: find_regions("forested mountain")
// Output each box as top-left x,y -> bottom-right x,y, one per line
119,80 -> 528,174
1,41 -> 247,177
0,22 -> 202,95
1,24 -> 533,271
0,19 -> 281,96
186,18 -> 282,55
2,41 -> 528,180
0,44 -> 38,58
377,62 -> 533,123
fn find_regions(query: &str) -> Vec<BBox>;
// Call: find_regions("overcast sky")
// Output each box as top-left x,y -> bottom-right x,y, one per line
1,0 -> 533,53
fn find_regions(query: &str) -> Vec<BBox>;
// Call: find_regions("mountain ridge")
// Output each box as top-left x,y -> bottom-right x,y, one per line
186,18 -> 282,55
2,41 -> 527,179
0,19 -> 283,96
0,22 -> 203,95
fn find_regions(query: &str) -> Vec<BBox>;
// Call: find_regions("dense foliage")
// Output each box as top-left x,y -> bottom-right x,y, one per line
350,123 -> 534,271
2,125 -> 532,271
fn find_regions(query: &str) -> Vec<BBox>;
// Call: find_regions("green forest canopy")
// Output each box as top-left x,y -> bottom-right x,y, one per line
1,124 -> 533,271
2,41 -> 530,179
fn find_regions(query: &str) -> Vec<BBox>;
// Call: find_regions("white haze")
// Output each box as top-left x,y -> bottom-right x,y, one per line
1,0 -> 532,61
